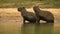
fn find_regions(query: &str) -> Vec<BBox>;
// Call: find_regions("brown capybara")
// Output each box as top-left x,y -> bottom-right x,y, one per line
18,7 -> 38,24
33,6 -> 54,23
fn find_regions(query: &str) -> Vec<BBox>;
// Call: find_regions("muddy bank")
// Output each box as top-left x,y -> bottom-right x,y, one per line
0,8 -> 60,20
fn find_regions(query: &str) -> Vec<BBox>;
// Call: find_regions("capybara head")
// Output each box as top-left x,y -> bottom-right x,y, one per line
33,6 -> 39,9
18,7 -> 25,12
33,6 -> 41,12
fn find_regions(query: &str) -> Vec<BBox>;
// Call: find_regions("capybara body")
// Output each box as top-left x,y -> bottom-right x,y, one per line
33,6 -> 54,23
18,7 -> 37,24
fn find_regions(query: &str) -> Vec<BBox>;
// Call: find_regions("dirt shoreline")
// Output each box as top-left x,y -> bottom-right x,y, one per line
0,8 -> 60,20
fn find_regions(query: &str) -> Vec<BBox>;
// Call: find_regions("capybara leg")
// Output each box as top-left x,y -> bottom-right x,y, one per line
47,20 -> 54,23
49,20 -> 54,23
23,19 -> 25,24
36,19 -> 40,24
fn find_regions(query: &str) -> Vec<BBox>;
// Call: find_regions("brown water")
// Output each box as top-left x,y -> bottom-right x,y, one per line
0,20 -> 60,34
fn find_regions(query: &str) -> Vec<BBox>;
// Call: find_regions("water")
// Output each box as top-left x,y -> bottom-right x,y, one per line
0,20 -> 60,34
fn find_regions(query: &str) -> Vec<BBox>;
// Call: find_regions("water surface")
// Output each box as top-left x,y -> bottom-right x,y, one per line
0,20 -> 60,34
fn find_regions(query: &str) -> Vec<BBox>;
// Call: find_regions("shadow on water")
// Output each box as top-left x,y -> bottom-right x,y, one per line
21,23 -> 54,34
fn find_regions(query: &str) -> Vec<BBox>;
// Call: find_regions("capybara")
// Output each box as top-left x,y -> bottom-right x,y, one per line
33,6 -> 54,23
18,7 -> 38,24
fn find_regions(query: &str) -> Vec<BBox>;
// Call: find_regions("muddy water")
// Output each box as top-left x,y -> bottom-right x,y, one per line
0,20 -> 60,34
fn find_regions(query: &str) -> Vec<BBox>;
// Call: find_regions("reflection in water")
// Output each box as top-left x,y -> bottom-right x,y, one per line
35,23 -> 54,34
21,23 -> 54,34
21,23 -> 35,34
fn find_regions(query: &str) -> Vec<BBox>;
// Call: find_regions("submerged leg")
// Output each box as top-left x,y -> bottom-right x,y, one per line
36,19 -> 40,24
